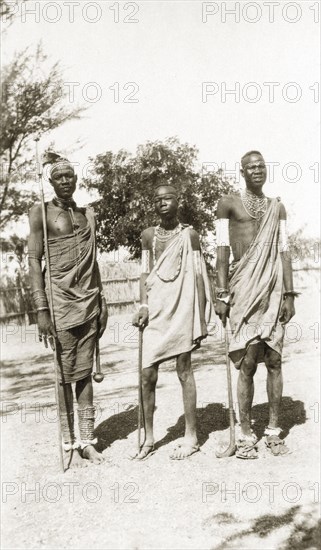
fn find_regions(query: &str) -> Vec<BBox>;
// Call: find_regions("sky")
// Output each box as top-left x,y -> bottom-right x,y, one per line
2,0 -> 320,237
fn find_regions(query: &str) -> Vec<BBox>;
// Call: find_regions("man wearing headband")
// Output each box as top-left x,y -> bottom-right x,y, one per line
132,183 -> 212,460
28,153 -> 108,468
215,150 -> 297,459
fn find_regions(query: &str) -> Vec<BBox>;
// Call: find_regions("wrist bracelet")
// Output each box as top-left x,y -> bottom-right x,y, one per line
217,295 -> 230,305
283,291 -> 300,299
217,291 -> 230,299
32,289 -> 49,310
139,304 -> 149,310
37,307 -> 49,312
216,287 -> 229,294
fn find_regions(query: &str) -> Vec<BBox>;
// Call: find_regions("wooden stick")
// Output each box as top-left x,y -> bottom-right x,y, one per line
216,319 -> 236,458
137,327 -> 144,453
93,340 -> 104,383
35,138 -> 65,473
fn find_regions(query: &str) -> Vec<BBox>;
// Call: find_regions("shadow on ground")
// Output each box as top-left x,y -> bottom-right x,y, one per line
94,396 -> 306,453
204,505 -> 320,550
251,396 -> 306,440
155,403 -> 230,449
94,404 -> 138,452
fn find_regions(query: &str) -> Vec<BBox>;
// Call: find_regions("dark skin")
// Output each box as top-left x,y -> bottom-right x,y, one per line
215,153 -> 295,438
132,185 -> 207,459
28,164 -> 107,466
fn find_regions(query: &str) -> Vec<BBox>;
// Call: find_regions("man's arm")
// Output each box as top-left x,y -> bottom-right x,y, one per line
95,262 -> 108,338
190,229 -> 207,335
28,205 -> 56,347
278,203 -> 296,324
215,196 -> 231,327
132,229 -> 152,328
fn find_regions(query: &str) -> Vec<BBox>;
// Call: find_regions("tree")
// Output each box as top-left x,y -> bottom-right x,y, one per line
0,44 -> 85,230
288,228 -> 320,268
82,137 -> 235,261
1,234 -> 28,285
0,0 -> 25,24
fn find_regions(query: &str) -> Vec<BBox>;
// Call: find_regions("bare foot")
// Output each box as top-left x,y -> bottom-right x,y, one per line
170,439 -> 200,460
133,444 -> 155,461
64,448 -> 87,470
82,445 -> 104,464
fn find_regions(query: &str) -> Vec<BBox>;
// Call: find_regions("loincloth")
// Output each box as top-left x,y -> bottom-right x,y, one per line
56,317 -> 98,383
232,340 -> 282,370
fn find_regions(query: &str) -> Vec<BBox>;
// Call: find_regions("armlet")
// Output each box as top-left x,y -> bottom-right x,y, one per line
193,250 -> 201,274
215,218 -> 230,247
141,249 -> 150,273
279,219 -> 289,252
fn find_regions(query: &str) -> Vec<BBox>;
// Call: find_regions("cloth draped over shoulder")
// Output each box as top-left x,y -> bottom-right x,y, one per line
229,198 -> 284,368
45,206 -> 99,331
142,227 -> 212,369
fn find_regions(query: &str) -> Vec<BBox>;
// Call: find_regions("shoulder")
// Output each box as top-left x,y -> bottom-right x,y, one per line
187,227 -> 201,250
141,227 -> 154,248
267,196 -> 286,219
29,202 -> 42,215
216,193 -> 239,218
278,200 -> 287,220
84,205 -> 95,218
28,203 -> 43,226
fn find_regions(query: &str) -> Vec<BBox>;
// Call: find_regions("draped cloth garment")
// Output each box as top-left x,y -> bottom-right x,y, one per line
45,206 -> 99,331
142,227 -> 212,369
229,198 -> 284,368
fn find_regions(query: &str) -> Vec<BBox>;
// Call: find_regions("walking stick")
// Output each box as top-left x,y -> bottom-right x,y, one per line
137,326 -> 144,453
35,138 -> 65,473
216,319 -> 236,458
93,340 -> 104,383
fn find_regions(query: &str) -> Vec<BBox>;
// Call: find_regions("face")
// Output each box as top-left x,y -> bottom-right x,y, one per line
49,164 -> 77,199
241,154 -> 267,191
154,186 -> 178,219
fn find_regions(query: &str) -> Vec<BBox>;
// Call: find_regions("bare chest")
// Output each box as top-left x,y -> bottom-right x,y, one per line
47,206 -> 88,238
229,197 -> 271,258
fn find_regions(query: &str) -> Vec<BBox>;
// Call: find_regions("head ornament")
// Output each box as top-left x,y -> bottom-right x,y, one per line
42,151 -> 74,178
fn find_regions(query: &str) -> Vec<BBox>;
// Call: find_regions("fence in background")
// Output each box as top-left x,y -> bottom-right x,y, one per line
1,262 -> 318,325
0,261 -> 141,325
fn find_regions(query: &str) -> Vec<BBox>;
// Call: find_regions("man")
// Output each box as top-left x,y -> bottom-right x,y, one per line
132,184 -> 212,460
215,150 -> 297,458
28,154 -> 107,468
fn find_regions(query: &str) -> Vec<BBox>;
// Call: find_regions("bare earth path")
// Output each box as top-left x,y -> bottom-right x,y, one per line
1,270 -> 320,549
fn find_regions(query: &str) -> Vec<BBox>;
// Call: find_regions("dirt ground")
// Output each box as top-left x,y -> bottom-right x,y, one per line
1,270 -> 320,550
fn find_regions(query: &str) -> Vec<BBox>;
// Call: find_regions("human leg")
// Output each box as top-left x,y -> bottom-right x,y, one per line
264,346 -> 283,428
135,365 -> 158,460
170,352 -> 199,459
237,344 -> 260,435
264,346 -> 289,455
235,344 -> 260,459
68,318 -> 103,464
76,375 -> 103,464
56,331 -> 84,469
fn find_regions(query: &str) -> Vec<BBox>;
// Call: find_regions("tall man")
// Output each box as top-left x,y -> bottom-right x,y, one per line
215,151 -> 297,458
132,184 -> 212,460
28,154 -> 107,468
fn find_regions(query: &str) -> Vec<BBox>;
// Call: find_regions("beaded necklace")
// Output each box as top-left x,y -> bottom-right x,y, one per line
152,223 -> 183,281
154,222 -> 182,241
241,189 -> 268,221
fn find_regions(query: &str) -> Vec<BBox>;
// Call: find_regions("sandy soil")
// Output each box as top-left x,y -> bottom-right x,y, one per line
1,270 -> 320,550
